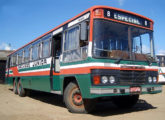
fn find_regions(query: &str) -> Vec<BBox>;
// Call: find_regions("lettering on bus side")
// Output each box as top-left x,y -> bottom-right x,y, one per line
32,58 -> 47,67
18,63 -> 30,69
18,58 -> 47,70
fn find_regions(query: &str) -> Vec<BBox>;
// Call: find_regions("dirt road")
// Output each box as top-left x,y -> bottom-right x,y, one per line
0,84 -> 165,120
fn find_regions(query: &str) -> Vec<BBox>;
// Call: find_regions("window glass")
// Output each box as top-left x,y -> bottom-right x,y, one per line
24,47 -> 30,63
12,54 -> 17,66
93,19 -> 154,61
64,26 -> 79,51
32,44 -> 39,60
18,51 -> 23,64
63,26 -> 88,63
42,40 -> 50,58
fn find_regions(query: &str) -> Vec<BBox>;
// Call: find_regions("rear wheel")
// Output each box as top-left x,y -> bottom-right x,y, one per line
13,80 -> 18,94
17,80 -> 26,97
64,82 -> 96,113
112,95 -> 139,108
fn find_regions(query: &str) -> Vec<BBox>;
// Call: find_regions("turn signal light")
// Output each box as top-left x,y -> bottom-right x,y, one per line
94,9 -> 103,18
93,75 -> 100,85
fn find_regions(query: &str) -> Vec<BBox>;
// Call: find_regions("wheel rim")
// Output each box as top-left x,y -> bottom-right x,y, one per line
72,91 -> 83,106
70,87 -> 84,108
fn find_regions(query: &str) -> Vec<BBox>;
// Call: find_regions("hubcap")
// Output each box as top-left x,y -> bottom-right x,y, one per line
72,90 -> 83,106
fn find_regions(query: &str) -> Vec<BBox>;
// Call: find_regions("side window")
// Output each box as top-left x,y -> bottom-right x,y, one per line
63,26 -> 81,62
24,47 -> 30,63
32,43 -> 39,60
17,51 -> 23,64
12,53 -> 17,66
42,40 -> 50,58
64,26 -> 79,51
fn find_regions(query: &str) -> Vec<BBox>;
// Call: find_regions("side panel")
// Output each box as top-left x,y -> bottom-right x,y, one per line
52,75 -> 61,91
74,74 -> 91,98
6,57 -> 52,92
51,74 -> 92,98
21,76 -> 51,92
6,76 -> 13,85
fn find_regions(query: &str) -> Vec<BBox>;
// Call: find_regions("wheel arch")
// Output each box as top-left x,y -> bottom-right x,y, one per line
63,76 -> 79,93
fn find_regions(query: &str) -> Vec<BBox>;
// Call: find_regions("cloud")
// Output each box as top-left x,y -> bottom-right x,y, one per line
157,50 -> 165,55
118,0 -> 125,6
0,43 -> 11,50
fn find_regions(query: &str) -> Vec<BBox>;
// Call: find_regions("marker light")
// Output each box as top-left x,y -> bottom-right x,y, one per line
94,9 -> 103,17
93,75 -> 100,85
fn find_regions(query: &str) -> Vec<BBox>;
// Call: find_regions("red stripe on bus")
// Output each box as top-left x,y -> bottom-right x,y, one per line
8,66 -> 158,77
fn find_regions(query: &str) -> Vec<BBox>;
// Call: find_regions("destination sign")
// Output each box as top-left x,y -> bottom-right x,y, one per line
104,9 -> 150,28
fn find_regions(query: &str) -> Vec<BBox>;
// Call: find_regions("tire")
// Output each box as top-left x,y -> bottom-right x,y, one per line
17,80 -> 26,97
112,95 -> 139,108
13,80 -> 18,94
64,82 -> 96,113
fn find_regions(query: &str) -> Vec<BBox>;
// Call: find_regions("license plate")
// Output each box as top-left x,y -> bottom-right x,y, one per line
130,87 -> 141,94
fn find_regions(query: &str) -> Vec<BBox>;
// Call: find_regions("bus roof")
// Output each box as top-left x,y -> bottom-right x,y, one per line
8,5 -> 153,56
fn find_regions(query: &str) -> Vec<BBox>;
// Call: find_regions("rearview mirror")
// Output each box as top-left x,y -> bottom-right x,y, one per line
54,59 -> 60,72
80,22 -> 88,41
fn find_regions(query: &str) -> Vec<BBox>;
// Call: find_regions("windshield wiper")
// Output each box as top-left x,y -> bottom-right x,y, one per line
115,58 -> 123,64
114,50 -> 129,64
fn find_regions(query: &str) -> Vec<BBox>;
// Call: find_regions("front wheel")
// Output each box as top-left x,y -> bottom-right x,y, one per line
64,82 -> 96,113
112,95 -> 139,108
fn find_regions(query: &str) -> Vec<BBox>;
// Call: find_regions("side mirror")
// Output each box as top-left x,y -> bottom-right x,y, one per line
54,59 -> 60,72
80,22 -> 88,41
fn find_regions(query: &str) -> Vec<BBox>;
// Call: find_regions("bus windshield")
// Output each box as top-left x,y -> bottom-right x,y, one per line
93,19 -> 155,62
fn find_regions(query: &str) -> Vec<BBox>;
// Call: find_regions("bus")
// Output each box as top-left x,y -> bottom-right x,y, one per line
5,6 -> 162,113
158,67 -> 165,84
157,54 -> 165,84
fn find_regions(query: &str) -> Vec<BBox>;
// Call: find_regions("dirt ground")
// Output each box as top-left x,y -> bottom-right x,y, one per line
0,84 -> 165,120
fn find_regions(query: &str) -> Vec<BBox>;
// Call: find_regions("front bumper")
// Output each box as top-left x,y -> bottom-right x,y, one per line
90,85 -> 162,95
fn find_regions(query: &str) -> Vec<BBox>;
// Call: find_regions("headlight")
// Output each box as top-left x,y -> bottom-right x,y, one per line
148,76 -> 152,83
109,76 -> 115,84
153,77 -> 157,83
101,76 -> 108,84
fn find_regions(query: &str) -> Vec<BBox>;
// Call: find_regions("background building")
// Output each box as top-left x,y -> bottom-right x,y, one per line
157,54 -> 165,67
0,50 -> 13,83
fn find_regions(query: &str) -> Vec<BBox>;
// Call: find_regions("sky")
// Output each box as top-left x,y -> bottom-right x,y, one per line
0,0 -> 165,55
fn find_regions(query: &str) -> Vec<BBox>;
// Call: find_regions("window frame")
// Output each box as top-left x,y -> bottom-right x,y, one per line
12,53 -> 17,66
41,38 -> 51,59
31,41 -> 40,61
17,50 -> 23,65
63,25 -> 80,52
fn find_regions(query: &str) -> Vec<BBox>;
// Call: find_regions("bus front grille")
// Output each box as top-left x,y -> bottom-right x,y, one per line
119,70 -> 146,85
